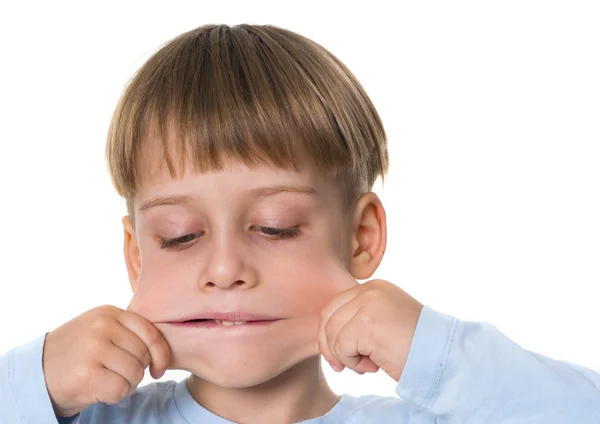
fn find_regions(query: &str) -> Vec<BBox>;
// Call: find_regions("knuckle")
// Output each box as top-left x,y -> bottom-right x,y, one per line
363,288 -> 381,301
147,328 -> 161,349
83,337 -> 103,357
89,316 -> 111,333
82,366 -> 102,403
358,309 -> 372,327
333,339 -> 343,353
94,304 -> 119,316
141,351 -> 151,368
73,363 -> 92,390
103,304 -> 120,313
147,330 -> 167,364
109,379 -> 130,404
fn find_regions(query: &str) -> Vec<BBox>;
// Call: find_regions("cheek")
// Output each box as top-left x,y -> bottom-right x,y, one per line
137,244 -> 202,289
127,254 -> 193,320
267,248 -> 349,315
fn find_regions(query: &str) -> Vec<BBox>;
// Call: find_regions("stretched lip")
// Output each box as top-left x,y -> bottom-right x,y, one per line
164,312 -> 280,323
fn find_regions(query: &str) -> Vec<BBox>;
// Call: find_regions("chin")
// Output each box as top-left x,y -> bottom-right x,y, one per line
161,319 -> 320,388
182,353 -> 297,388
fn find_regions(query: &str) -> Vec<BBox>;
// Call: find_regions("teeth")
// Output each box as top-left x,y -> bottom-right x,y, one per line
215,320 -> 247,326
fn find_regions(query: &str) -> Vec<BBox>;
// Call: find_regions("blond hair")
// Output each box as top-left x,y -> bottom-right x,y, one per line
106,24 -> 388,219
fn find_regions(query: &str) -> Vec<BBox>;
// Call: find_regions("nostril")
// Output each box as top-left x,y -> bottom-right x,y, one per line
204,280 -> 245,288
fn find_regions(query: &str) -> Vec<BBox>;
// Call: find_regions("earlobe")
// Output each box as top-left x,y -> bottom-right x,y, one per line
122,215 -> 141,293
348,192 -> 387,280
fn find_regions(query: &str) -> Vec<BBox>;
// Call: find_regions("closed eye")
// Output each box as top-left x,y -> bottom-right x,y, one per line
158,232 -> 203,249
158,226 -> 301,250
254,226 -> 301,239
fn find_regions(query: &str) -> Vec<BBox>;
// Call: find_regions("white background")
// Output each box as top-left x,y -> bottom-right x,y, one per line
0,1 -> 598,397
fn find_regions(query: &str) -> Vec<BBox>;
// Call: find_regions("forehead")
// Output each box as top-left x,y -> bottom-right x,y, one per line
133,146 -> 337,213
130,120 -> 348,215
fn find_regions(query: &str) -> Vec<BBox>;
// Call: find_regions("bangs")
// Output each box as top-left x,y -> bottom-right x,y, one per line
106,24 -> 388,212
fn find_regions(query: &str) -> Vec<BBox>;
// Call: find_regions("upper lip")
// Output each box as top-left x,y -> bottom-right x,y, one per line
167,312 -> 280,323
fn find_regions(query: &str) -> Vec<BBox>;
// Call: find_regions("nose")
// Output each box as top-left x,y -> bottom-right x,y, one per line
200,231 -> 258,290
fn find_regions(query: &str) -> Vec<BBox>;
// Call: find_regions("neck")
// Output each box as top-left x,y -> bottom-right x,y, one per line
186,356 -> 340,424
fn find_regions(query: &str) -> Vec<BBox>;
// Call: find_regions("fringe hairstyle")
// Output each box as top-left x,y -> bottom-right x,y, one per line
105,24 -> 388,219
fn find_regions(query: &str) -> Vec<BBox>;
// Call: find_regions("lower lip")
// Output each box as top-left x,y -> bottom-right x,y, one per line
167,320 -> 281,329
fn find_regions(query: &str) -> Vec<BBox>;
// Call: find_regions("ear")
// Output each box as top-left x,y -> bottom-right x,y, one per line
122,215 -> 141,293
348,192 -> 387,280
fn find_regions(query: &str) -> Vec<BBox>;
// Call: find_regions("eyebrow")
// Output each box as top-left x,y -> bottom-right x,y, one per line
138,184 -> 318,212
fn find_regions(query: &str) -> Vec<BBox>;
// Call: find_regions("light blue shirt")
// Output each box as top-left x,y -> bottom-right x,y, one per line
2,306 -> 599,423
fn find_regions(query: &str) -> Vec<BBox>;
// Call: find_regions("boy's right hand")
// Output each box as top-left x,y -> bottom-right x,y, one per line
42,305 -> 171,418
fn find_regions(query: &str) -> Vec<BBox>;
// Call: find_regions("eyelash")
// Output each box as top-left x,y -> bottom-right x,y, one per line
158,232 -> 203,249
157,226 -> 301,249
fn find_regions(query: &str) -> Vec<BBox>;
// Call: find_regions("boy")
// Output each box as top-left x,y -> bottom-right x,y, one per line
1,23 -> 599,424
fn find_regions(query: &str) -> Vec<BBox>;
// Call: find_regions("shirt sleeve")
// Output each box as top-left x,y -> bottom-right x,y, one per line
0,333 -> 67,424
396,305 -> 600,423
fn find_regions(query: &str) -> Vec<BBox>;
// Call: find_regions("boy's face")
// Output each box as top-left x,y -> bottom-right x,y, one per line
124,159 -> 361,388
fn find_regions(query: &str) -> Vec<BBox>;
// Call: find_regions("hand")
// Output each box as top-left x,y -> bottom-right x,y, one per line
43,305 -> 171,417
318,275 -> 423,382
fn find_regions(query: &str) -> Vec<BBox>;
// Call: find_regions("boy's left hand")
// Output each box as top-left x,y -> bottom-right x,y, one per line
318,275 -> 423,382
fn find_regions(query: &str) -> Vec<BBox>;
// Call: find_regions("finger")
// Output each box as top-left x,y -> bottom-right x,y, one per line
318,286 -> 362,370
93,366 -> 134,405
328,304 -> 363,370
321,298 -> 363,370
111,324 -> 152,369
99,342 -> 146,393
318,317 -> 343,371
326,296 -> 380,373
354,356 -> 380,374
331,316 -> 379,374
117,311 -> 171,378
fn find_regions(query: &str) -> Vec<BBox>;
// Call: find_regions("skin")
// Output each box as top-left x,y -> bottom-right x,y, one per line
41,152 -> 424,423
121,156 -> 412,423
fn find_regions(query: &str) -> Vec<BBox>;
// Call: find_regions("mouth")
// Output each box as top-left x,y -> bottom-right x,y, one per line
180,318 -> 276,326
166,319 -> 281,331
163,312 -> 282,329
